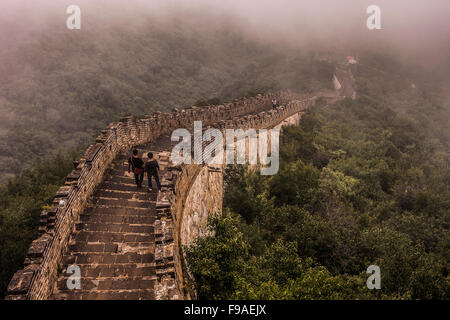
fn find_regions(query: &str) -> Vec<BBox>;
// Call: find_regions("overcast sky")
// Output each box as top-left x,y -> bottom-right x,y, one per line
0,0 -> 449,65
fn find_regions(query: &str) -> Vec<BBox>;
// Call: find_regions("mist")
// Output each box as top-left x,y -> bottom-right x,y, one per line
1,1 -> 450,301
0,0 -> 449,180
1,0 -> 449,66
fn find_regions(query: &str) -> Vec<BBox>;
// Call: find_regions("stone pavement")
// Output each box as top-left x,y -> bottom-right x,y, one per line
52,138 -> 175,300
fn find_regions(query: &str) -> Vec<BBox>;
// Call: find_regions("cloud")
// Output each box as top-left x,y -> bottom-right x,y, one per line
0,0 -> 449,66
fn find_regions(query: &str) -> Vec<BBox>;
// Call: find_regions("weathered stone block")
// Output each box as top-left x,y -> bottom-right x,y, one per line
7,270 -> 34,294
55,186 -> 72,198
27,234 -> 51,258
7,90 -> 315,300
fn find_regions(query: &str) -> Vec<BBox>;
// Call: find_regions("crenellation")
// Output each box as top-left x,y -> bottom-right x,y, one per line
6,90 -> 316,300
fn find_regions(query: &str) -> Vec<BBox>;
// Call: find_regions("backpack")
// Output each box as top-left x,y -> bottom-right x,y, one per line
129,157 -> 144,175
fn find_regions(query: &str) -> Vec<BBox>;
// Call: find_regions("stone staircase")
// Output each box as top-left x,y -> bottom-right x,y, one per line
6,91 -> 324,300
52,139 -> 176,300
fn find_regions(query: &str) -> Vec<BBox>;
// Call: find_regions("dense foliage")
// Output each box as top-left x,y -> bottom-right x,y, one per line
0,23 -> 335,298
186,61 -> 450,299
0,13 -> 337,297
0,16 -> 332,181
0,149 -> 82,297
1,11 -> 448,300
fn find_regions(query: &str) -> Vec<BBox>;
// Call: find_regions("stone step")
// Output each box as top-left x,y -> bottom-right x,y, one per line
94,190 -> 151,201
108,176 -> 144,184
84,207 -> 153,216
53,289 -> 155,300
75,222 -> 154,234
97,181 -> 158,193
109,168 -> 145,177
92,198 -> 154,208
103,178 -> 164,190
73,230 -> 155,243
79,213 -> 155,224
69,243 -> 119,253
56,276 -> 156,292
60,264 -> 156,278
68,245 -> 154,257
64,252 -> 155,265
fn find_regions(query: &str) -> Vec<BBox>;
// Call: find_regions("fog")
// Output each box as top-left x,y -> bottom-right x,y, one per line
0,0 -> 448,195
1,0 -> 449,66
1,0 -> 450,301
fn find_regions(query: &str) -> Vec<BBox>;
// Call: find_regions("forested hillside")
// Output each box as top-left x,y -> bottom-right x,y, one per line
0,17 -> 335,296
0,151 -> 81,298
1,0 -> 449,303
186,58 -> 450,299
0,13 -> 332,181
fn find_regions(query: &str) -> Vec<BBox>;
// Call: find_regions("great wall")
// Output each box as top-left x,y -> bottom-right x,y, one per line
6,63 -> 355,300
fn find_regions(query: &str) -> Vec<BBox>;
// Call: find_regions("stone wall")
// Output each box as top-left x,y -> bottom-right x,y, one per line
273,112 -> 304,131
180,165 -> 223,248
152,96 -> 317,299
6,90 -> 313,300
153,162 -> 223,299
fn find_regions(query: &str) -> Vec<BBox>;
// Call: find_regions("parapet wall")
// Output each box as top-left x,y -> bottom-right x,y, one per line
6,90 -> 313,300
153,96 -> 317,299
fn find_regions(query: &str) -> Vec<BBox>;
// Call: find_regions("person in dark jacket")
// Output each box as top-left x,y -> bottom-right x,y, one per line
145,152 -> 161,191
128,149 -> 144,188
272,98 -> 278,109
